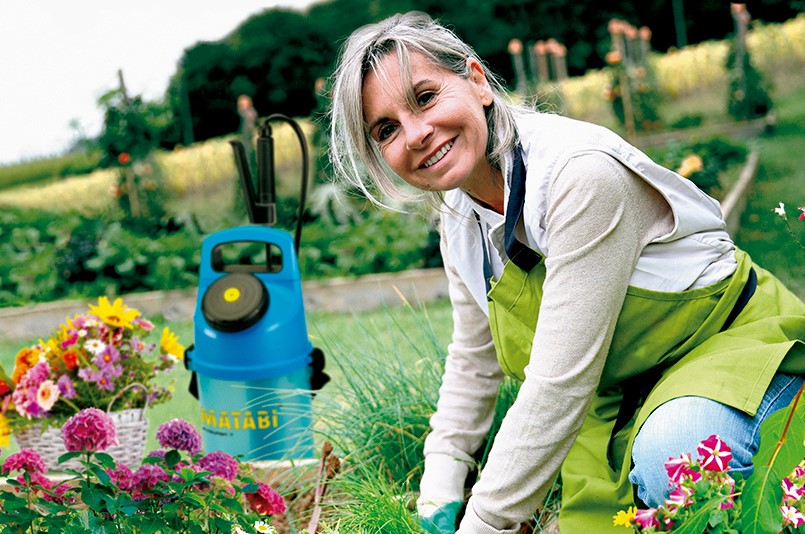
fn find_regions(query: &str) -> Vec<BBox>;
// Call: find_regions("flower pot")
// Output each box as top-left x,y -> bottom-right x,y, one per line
13,408 -> 148,472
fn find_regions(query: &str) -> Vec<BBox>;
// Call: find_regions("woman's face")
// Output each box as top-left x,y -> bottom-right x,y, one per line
362,52 -> 496,196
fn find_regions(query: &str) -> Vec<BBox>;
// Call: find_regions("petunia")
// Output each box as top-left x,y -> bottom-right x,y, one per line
633,508 -> 660,529
782,505 -> 805,528
665,453 -> 695,485
697,434 -> 732,472
782,477 -> 805,502
666,485 -> 694,510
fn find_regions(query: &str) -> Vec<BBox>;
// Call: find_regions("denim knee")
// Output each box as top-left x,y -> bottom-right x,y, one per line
629,373 -> 803,508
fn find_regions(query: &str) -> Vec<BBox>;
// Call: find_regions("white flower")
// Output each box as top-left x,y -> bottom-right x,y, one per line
773,201 -> 787,219
36,380 -> 60,411
84,339 -> 106,355
254,521 -> 277,534
231,525 -> 248,534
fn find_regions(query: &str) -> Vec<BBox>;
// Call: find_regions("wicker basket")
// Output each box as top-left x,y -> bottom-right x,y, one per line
13,383 -> 150,472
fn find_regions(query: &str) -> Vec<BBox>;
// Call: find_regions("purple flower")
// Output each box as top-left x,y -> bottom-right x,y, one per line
156,419 -> 202,455
57,375 -> 77,399
93,345 -> 121,368
61,407 -> 119,452
12,362 -> 51,419
2,449 -> 47,475
146,449 -> 167,459
196,451 -> 239,481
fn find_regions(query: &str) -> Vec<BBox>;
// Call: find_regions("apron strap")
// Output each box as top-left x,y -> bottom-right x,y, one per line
504,146 -> 542,272
475,213 -> 493,298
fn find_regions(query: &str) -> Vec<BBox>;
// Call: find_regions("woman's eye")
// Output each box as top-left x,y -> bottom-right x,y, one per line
377,123 -> 396,141
416,91 -> 436,107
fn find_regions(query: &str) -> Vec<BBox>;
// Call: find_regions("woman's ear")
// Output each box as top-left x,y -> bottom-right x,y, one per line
467,57 -> 494,107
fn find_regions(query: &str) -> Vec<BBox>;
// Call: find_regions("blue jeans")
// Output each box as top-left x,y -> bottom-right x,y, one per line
629,372 -> 804,507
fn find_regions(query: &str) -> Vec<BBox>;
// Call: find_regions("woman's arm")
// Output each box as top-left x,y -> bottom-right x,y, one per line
417,221 -> 506,513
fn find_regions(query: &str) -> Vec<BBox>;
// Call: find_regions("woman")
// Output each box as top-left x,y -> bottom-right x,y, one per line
328,11 -> 805,533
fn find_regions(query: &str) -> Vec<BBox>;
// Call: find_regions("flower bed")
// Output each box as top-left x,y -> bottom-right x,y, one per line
0,409 -> 286,533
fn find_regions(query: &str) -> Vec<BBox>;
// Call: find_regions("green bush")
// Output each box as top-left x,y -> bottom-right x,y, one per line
646,137 -> 748,196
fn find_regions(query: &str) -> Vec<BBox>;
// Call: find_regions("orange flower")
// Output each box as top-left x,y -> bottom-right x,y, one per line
12,347 -> 39,384
62,349 -> 80,370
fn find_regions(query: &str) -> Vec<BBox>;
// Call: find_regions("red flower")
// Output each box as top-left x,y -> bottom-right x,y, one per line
697,434 -> 732,472
244,482 -> 287,516
118,152 -> 131,165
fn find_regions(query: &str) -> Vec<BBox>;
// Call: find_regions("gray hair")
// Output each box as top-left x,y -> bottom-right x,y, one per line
328,11 -> 520,209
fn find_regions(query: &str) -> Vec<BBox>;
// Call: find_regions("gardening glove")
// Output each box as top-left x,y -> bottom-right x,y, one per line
419,501 -> 462,534
417,454 -> 471,534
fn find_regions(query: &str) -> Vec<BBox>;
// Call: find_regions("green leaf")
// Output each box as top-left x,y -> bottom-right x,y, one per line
673,500 -> 720,534
742,383 -> 805,533
57,451 -> 82,464
165,449 -> 182,468
740,465 -> 785,534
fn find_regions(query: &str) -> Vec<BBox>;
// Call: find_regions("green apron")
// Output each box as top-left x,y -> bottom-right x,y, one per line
484,149 -> 805,532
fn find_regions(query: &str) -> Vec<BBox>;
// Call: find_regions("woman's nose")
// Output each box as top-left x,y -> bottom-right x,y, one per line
403,115 -> 433,150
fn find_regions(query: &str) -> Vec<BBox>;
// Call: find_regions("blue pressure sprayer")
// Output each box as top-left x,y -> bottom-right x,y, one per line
184,115 -> 329,461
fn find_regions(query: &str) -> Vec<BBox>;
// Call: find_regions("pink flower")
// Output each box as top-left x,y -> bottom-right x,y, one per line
131,463 -> 170,498
697,434 -> 732,472
782,505 -> 805,528
665,453 -> 696,485
12,362 -> 51,418
107,464 -> 134,491
798,206 -> 805,221
196,450 -> 239,481
633,508 -> 660,529
2,449 -> 47,475
666,485 -> 694,510
61,407 -> 119,452
783,477 -> 805,502
36,380 -> 60,411
245,482 -> 287,516
156,419 -> 202,455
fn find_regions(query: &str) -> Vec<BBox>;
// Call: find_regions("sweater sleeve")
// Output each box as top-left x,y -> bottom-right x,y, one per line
458,152 -> 673,532
417,220 -> 506,512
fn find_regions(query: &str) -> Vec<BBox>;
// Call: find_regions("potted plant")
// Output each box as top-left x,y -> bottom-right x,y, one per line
0,296 -> 185,469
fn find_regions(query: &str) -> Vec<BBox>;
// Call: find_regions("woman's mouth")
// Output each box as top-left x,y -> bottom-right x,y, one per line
422,141 -> 454,168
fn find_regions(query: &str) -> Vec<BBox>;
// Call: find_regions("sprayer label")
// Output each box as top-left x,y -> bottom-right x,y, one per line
200,408 -> 279,430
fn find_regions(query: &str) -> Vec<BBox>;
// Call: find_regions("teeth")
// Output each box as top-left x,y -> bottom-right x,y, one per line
424,141 -> 453,168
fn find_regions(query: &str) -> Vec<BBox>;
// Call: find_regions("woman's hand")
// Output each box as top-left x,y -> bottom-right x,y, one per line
419,501 -> 462,533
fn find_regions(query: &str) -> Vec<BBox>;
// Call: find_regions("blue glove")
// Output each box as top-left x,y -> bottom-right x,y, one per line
419,501 -> 462,534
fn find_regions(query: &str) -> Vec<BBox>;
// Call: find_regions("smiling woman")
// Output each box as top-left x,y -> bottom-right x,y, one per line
326,11 -> 805,534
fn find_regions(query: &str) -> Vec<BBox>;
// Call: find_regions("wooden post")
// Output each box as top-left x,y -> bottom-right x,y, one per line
508,39 -> 528,96
534,41 -> 551,85
117,69 -> 141,218
731,3 -> 750,105
608,20 -> 636,142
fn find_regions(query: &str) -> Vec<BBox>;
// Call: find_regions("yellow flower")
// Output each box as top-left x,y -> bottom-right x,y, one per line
161,327 -> 185,359
0,414 -> 9,447
613,506 -> 637,527
89,297 -> 140,329
676,154 -> 704,178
